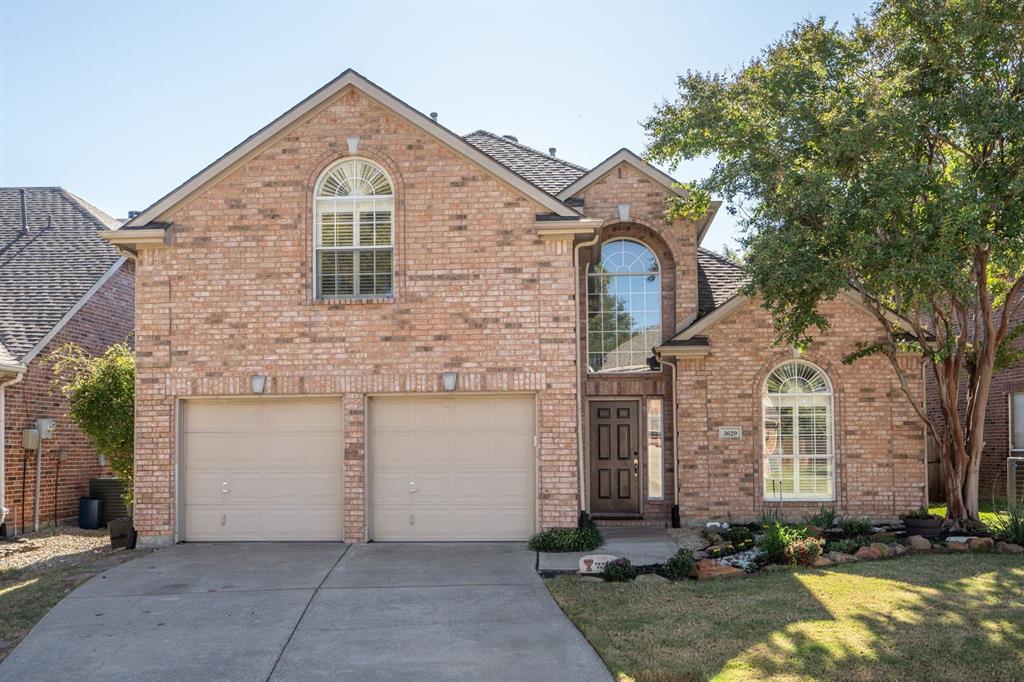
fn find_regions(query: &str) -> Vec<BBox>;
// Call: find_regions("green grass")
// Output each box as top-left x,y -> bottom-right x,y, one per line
929,500 -> 1002,524
546,554 -> 1024,682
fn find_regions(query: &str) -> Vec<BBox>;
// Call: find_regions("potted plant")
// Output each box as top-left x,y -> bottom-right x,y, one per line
901,508 -> 943,538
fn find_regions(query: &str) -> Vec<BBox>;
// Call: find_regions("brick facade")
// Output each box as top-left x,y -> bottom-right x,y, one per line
2,261 -> 134,533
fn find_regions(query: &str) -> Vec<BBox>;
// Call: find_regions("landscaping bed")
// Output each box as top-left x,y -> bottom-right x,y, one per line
0,526 -> 146,662
547,553 -> 1024,681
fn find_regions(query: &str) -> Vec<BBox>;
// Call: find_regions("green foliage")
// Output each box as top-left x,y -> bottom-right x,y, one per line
986,506 -> 1024,545
758,509 -> 784,528
827,537 -> 866,554
665,548 -> 696,580
49,343 -> 134,506
902,507 -> 940,521
723,526 -> 754,545
804,507 -> 839,529
784,537 -> 826,566
527,526 -> 603,553
837,517 -> 874,537
642,0 -> 1024,523
759,522 -> 807,564
602,557 -> 637,582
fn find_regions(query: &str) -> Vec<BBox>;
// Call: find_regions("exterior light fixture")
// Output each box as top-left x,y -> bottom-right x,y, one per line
441,372 -> 458,391
347,136 -> 360,154
617,203 -> 631,222
250,374 -> 268,394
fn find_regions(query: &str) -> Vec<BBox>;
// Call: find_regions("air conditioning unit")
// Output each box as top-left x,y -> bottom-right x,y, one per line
1008,457 -> 1024,509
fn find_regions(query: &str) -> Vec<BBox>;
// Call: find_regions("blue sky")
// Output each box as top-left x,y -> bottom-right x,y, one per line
0,0 -> 870,253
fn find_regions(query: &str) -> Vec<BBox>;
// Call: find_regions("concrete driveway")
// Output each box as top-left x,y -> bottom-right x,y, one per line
0,542 -> 610,682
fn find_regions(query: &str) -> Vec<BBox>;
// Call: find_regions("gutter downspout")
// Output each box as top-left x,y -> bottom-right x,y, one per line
574,224 -> 606,521
0,371 -> 26,533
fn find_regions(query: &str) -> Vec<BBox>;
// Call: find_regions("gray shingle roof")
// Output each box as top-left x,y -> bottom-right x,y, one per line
0,187 -> 123,363
463,131 -> 587,195
697,248 -> 749,317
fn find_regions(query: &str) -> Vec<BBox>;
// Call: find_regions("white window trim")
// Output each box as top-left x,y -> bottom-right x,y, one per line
762,360 -> 836,503
646,397 -> 665,500
586,237 -> 663,374
312,158 -> 395,301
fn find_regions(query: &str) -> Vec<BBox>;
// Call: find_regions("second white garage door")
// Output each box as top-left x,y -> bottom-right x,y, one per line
370,395 -> 536,541
181,397 -> 344,541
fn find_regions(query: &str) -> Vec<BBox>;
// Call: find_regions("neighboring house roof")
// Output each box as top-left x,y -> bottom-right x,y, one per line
0,187 -> 125,366
120,70 -> 580,231
462,131 -> 587,195
697,248 -> 749,318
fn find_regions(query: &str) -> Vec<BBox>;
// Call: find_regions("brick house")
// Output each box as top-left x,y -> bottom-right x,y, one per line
1,188 -> 135,536
926,303 -> 1024,503
105,71 -> 926,546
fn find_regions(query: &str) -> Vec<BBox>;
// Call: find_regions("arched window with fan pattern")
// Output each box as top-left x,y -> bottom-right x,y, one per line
762,360 -> 834,501
314,158 -> 394,298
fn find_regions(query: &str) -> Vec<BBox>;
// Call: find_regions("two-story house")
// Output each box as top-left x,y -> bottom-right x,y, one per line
105,71 -> 927,546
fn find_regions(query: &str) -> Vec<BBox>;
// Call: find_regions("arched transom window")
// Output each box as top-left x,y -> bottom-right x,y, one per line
314,158 -> 393,298
762,361 -> 834,501
587,239 -> 661,372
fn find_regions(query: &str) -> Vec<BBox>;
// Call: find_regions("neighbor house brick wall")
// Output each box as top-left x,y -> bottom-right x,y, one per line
131,87 -> 581,544
3,261 -> 134,533
675,295 -> 927,522
925,303 -> 1024,501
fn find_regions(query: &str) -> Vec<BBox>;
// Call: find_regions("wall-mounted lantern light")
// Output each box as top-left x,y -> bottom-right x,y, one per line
441,372 -> 458,391
617,203 -> 631,222
250,374 -> 268,395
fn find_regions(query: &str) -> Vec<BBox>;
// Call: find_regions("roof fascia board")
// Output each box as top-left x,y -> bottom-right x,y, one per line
101,229 -> 169,254
555,149 -> 688,200
672,294 -> 752,340
124,71 -> 577,228
655,345 -> 710,357
535,217 -> 602,240
0,362 -> 26,374
697,201 -> 723,245
20,257 -> 129,366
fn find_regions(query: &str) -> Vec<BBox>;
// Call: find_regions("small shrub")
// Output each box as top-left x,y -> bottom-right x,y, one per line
724,526 -> 754,544
987,505 -> 1024,545
527,526 -> 603,552
759,508 -> 784,528
784,536 -> 825,565
759,522 -> 806,563
665,548 -> 695,580
827,537 -> 866,554
602,557 -> 637,582
837,516 -> 874,537
804,506 -> 839,529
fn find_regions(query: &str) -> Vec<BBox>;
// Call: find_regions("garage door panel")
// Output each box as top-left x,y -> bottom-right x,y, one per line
370,395 -> 535,541
182,398 -> 344,542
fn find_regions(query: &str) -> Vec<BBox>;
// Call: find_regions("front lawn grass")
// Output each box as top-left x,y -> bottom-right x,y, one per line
929,500 -> 1002,524
547,553 -> 1024,681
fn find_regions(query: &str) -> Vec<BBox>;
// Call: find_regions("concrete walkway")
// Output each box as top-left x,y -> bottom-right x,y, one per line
537,527 -> 680,573
0,542 -> 610,682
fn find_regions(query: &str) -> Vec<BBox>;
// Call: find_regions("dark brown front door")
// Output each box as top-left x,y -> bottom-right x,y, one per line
589,401 -> 640,515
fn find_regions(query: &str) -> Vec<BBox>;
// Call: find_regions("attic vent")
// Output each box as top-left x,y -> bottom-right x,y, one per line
20,188 -> 28,235
549,147 -> 557,157
429,112 -> 438,122
502,134 -> 518,143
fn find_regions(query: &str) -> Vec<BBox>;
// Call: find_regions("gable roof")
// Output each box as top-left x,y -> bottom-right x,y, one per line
0,187 -> 126,365
121,70 -> 579,230
697,248 -> 749,317
555,148 -> 687,201
462,131 -> 587,195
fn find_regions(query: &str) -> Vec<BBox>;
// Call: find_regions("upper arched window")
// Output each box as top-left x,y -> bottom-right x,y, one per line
762,361 -> 834,501
314,158 -> 394,299
586,239 -> 661,372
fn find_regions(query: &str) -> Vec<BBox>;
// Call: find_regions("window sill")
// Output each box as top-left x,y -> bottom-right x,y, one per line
762,497 -> 836,504
312,296 -> 396,305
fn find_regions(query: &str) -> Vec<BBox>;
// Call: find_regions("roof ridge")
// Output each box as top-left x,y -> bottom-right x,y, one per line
58,188 -> 120,231
464,130 -> 589,172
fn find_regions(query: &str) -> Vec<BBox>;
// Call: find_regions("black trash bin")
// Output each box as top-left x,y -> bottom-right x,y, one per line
79,497 -> 103,530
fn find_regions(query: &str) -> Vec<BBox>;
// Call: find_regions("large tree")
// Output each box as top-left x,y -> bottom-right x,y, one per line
644,0 -> 1023,525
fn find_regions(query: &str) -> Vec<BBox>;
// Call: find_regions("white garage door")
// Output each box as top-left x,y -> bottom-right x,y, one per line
370,395 -> 536,541
181,398 -> 344,541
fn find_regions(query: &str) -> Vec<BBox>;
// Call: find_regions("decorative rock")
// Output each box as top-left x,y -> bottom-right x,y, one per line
946,541 -> 971,551
968,537 -> 995,551
636,573 -> 669,584
691,558 -> 745,579
828,551 -> 858,563
855,545 -> 882,560
995,542 -> 1023,553
811,557 -> 833,568
869,542 -> 892,557
945,535 -> 978,544
579,554 -> 618,574
907,535 -> 932,550
889,543 -> 907,556
692,550 -> 710,561
705,521 -> 730,530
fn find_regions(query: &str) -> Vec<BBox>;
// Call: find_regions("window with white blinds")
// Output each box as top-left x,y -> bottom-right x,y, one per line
314,159 -> 393,299
762,361 -> 834,501
1012,393 -> 1024,455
